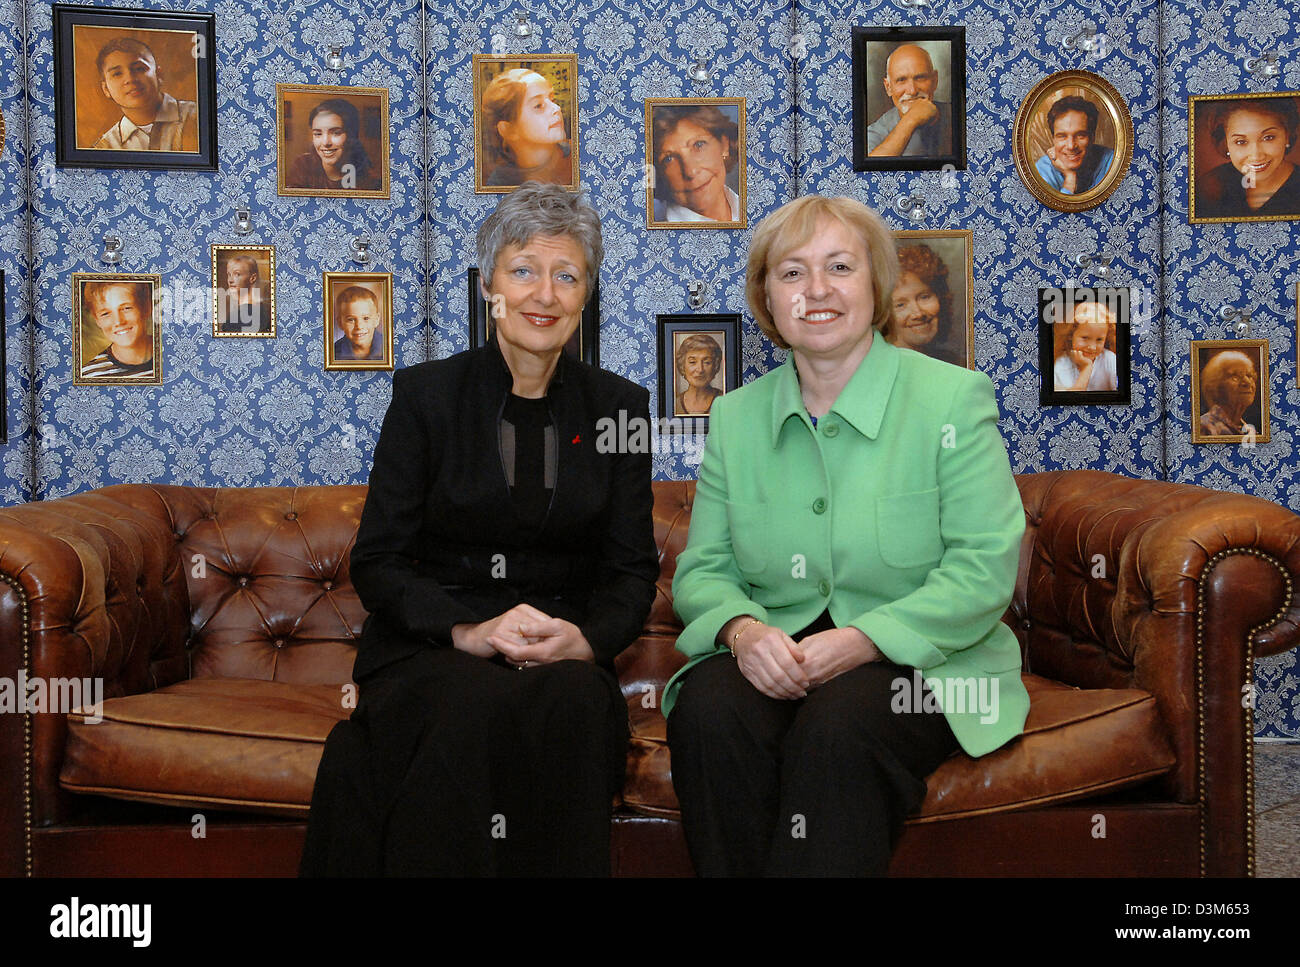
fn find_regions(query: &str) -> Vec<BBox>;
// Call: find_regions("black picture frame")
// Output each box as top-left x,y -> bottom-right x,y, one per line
53,5 -> 218,171
466,268 -> 599,366
656,313 -> 741,432
1038,286 -> 1132,406
852,25 -> 966,172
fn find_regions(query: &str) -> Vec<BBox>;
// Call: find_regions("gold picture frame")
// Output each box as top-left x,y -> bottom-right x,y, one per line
1188,92 -> 1300,224
323,271 -> 394,371
1013,70 -> 1132,212
71,272 -> 163,386
276,84 -> 390,198
645,97 -> 747,229
211,244 -> 275,338
472,53 -> 579,193
1190,339 -> 1270,444
890,229 -> 975,369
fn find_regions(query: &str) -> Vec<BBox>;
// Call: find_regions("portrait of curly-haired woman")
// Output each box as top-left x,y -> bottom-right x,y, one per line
884,231 -> 972,368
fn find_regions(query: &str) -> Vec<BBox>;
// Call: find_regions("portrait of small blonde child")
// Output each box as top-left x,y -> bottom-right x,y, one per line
1053,301 -> 1118,392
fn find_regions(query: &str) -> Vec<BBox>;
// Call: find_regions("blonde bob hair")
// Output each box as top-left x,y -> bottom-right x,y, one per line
746,195 -> 898,351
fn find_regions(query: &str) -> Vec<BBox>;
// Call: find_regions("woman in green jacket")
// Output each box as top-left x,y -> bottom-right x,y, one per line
666,195 -> 1028,876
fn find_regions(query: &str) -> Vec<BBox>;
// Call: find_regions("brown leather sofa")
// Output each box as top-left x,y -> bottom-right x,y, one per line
1,469 -> 1297,877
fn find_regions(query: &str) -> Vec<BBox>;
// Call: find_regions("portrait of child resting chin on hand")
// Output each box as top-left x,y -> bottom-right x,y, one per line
1053,302 -> 1118,393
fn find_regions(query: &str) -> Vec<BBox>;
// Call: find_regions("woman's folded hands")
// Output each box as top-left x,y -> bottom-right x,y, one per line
729,619 -> 881,699
452,603 -> 596,665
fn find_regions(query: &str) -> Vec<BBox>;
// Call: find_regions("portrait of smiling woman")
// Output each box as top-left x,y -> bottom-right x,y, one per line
1191,93 -> 1300,222
647,99 -> 746,227
277,84 -> 390,197
883,235 -> 972,367
665,195 -> 1027,876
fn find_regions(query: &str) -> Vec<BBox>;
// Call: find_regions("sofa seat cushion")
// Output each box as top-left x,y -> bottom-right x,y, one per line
59,678 -> 351,817
619,673 -> 1177,822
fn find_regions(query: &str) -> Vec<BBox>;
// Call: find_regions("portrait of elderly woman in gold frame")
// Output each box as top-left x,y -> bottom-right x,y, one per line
1191,339 -> 1270,444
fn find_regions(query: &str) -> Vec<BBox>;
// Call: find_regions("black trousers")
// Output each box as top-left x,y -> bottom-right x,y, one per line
300,648 -> 628,877
666,652 -> 959,876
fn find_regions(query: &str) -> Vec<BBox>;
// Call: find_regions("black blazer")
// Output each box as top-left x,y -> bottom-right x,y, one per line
349,338 -> 659,680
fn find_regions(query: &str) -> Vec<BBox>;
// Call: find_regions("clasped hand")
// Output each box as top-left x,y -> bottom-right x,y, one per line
731,621 -> 881,700
452,603 -> 595,665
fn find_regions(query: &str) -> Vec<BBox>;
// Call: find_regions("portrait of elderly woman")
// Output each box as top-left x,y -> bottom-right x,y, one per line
301,182 -> 658,876
673,332 -> 725,416
474,56 -> 578,192
665,195 -> 1028,876
277,85 -> 389,197
883,235 -> 972,367
1192,341 -> 1270,444
647,99 -> 746,227
1191,94 -> 1300,222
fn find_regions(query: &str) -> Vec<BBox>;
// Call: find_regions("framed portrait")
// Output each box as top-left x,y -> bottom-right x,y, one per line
323,272 -> 394,371
1037,286 -> 1132,406
1191,339 -> 1270,444
465,268 -> 598,365
1189,92 -> 1300,224
72,273 -> 163,387
656,314 -> 741,430
852,26 -> 966,172
211,245 -> 275,338
52,5 -> 216,170
890,229 -> 974,368
473,54 -> 579,193
277,84 -> 390,198
645,98 -> 746,228
1013,71 -> 1132,212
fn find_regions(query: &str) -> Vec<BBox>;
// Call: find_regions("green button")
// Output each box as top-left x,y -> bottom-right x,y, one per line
812,497 -> 826,514
824,424 -> 839,437
818,579 -> 831,596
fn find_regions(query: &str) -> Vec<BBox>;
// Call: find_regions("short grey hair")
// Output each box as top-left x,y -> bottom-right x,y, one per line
476,181 -> 603,298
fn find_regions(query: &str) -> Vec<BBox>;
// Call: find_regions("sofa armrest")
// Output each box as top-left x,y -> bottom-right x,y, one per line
0,486 -> 191,860
1013,470 -> 1300,874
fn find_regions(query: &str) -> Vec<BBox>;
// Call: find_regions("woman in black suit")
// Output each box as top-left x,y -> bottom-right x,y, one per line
301,182 -> 658,876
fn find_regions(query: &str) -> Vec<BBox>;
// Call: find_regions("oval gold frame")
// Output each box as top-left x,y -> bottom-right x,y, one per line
1013,70 -> 1133,212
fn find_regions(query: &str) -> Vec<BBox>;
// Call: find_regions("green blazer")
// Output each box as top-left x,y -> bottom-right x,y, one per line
666,335 -> 1029,758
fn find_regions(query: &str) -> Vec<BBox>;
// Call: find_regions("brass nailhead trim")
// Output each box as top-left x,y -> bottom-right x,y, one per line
0,571 -> 33,877
1196,546 -> 1291,878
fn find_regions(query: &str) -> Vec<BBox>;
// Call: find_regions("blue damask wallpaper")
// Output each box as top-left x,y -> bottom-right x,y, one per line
19,0 -> 428,497
0,0 -> 1295,736
1,0 -> 34,503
